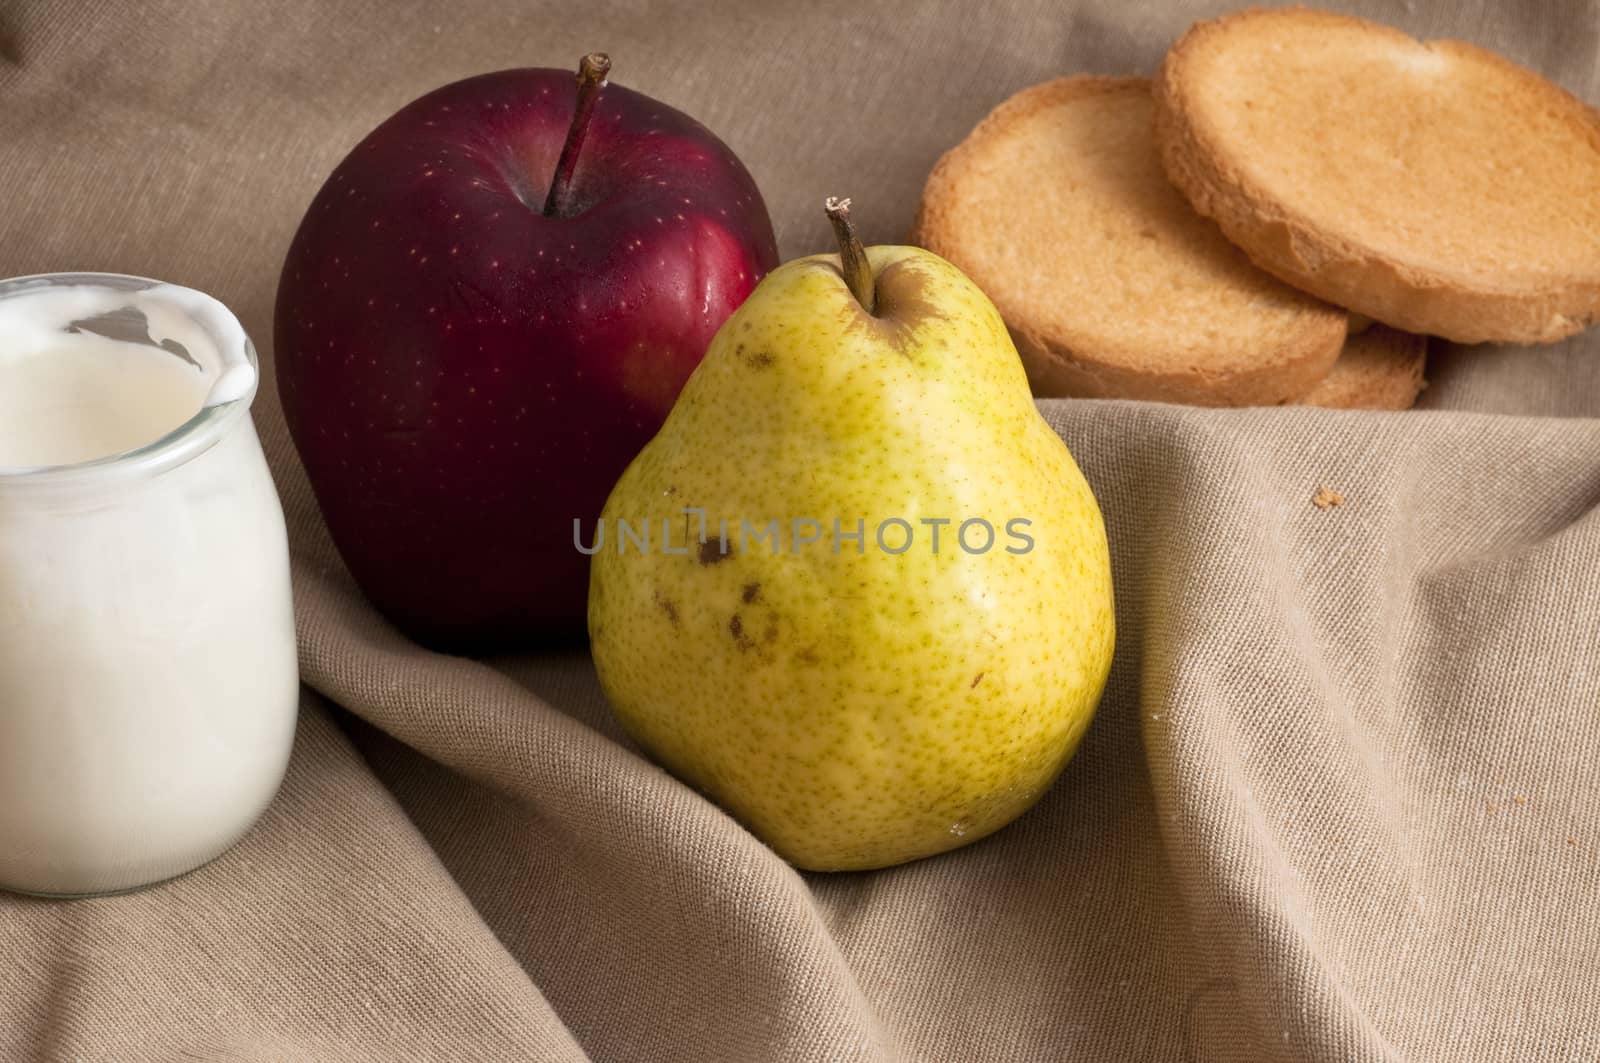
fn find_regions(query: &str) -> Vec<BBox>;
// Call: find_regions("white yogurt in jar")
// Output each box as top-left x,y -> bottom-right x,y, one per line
0,275 -> 298,897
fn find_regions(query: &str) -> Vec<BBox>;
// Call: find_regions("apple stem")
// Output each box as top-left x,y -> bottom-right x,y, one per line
824,197 -> 875,314
543,53 -> 612,217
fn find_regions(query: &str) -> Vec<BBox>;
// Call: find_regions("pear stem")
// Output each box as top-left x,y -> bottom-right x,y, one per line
543,53 -> 612,217
824,197 -> 875,314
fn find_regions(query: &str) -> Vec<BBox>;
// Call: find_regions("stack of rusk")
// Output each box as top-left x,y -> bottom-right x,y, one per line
914,8 -> 1600,408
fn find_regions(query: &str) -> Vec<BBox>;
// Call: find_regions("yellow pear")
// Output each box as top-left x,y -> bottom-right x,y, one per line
588,199 -> 1114,871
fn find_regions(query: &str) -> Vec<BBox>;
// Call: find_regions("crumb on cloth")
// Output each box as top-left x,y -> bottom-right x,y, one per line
1312,486 -> 1345,510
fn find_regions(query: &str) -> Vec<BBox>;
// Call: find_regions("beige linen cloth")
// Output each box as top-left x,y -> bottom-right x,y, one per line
3,1 -> 1599,1059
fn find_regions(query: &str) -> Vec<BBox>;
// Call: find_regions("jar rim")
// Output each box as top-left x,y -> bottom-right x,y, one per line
0,272 -> 259,487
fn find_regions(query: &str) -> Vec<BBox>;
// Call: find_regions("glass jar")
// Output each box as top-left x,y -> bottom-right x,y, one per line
0,273 -> 298,897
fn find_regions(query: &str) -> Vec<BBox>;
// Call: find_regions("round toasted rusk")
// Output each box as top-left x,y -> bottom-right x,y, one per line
1299,325 -> 1427,410
914,76 -> 1347,407
1156,7 -> 1600,345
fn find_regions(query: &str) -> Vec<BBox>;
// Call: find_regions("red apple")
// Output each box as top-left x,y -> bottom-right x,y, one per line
275,55 -> 778,648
